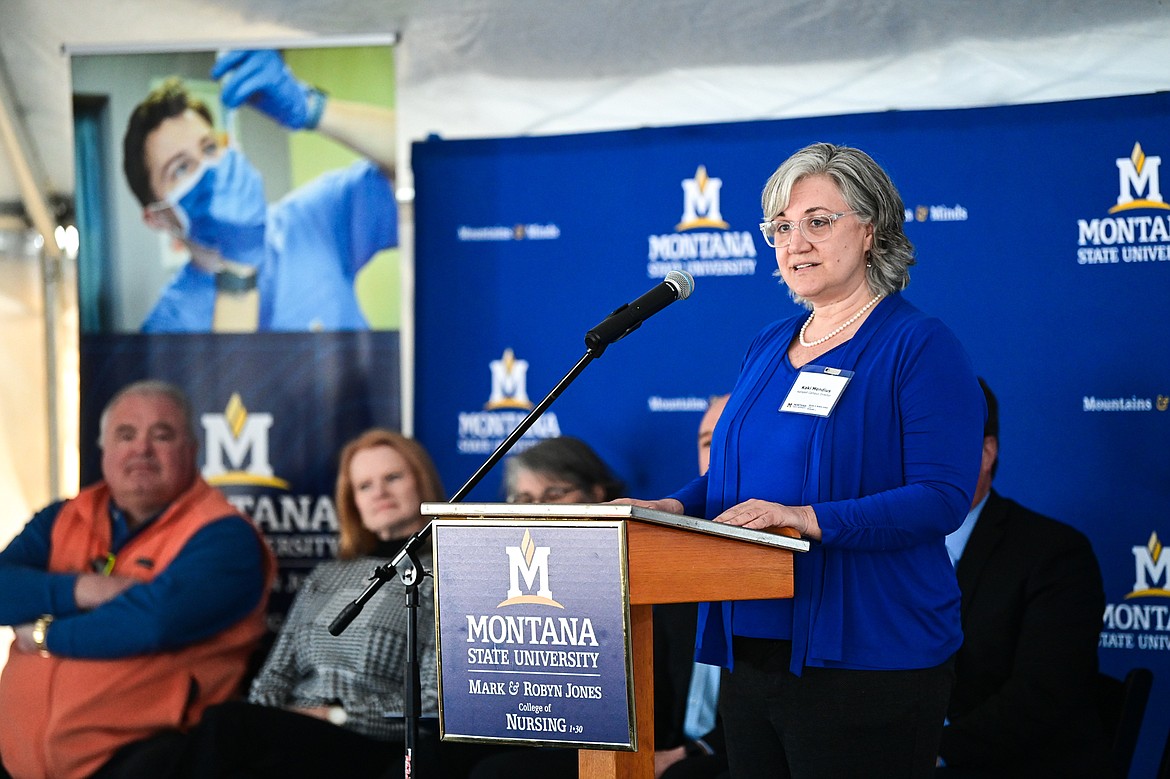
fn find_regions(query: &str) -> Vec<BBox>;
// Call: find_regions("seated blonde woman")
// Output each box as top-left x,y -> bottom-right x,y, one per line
182,429 -> 444,778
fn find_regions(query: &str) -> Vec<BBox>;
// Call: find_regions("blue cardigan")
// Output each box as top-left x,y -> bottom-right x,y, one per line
670,293 -> 985,674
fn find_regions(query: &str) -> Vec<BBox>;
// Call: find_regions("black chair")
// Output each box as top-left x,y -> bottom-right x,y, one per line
1097,667 -> 1153,779
1158,723 -> 1170,779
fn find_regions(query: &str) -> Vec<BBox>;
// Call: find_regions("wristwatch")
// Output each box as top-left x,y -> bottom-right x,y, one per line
31,615 -> 53,658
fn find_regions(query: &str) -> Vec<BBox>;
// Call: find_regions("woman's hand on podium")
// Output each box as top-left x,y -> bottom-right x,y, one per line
713,499 -> 821,541
606,497 -> 684,514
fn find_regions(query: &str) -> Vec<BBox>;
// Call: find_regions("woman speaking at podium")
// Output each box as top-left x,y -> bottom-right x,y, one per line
616,143 -> 985,779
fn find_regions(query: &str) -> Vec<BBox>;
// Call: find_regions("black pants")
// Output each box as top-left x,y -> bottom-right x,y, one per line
0,731 -> 189,779
177,701 -> 424,779
92,731 -> 190,779
0,725 -> 189,771
1,707 -> 494,779
719,637 -> 954,779
2,716 -> 396,779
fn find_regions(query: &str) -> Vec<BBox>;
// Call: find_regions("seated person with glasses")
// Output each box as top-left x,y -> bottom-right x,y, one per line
503,436 -> 625,505
477,436 -> 726,779
472,437 -> 623,778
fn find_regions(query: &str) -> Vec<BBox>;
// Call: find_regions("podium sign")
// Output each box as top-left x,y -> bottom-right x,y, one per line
426,502 -> 807,778
431,519 -> 637,750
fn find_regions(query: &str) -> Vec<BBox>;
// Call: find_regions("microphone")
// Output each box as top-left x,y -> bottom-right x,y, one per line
585,270 -> 694,353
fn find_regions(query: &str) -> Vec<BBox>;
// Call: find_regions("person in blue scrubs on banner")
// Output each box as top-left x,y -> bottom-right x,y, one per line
121,49 -> 398,333
616,142 -> 986,779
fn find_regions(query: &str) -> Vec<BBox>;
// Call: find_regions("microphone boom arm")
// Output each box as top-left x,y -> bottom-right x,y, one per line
326,273 -> 692,776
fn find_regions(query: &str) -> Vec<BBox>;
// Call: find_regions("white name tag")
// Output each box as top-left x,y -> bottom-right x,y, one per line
779,365 -> 854,417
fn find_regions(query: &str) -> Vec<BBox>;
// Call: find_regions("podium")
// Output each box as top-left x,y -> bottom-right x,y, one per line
423,502 -> 809,779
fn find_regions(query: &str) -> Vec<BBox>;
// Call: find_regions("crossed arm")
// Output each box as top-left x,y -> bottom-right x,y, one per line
0,503 -> 267,658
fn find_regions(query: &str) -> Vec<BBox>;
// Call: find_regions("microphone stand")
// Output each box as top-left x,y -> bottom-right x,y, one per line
329,347 -> 605,779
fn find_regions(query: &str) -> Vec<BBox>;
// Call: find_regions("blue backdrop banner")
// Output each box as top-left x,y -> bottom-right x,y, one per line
412,92 -> 1170,775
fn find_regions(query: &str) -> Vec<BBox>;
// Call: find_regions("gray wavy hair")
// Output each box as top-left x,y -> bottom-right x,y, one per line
98,379 -> 195,445
761,142 -> 915,306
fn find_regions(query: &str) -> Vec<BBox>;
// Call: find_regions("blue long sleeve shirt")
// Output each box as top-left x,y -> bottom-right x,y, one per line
671,294 -> 985,674
0,499 -> 267,658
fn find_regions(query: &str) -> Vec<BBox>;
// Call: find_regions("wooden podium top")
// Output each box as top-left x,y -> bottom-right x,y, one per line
423,502 -> 808,604
422,502 -> 809,552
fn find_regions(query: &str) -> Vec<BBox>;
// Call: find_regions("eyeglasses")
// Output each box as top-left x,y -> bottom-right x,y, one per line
506,484 -> 584,504
759,210 -> 858,249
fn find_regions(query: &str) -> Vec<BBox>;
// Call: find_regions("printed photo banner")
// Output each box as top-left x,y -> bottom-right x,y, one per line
412,92 -> 1170,775
70,42 -> 400,334
70,41 -> 402,634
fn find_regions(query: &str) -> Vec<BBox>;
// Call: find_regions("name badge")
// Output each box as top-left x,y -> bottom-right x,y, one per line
779,365 -> 853,417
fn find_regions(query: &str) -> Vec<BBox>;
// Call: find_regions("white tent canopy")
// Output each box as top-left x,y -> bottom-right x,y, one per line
2,0 -> 1170,202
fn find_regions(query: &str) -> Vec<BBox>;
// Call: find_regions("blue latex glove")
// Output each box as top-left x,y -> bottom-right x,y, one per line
211,49 -> 325,130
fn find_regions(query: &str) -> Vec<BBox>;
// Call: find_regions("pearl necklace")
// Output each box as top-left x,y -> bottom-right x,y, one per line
798,294 -> 883,348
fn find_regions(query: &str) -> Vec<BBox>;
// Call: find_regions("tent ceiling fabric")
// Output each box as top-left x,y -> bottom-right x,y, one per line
1,0 -> 1169,204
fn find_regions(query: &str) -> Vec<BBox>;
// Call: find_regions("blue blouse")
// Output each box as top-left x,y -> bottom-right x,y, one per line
670,293 -> 985,674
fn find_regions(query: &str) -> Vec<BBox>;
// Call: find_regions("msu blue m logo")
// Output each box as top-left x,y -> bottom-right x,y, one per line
1110,142 -> 1170,214
676,165 -> 730,231
648,165 -> 756,278
201,392 -> 289,489
1127,531 -> 1170,599
499,529 -> 564,609
485,348 -> 535,411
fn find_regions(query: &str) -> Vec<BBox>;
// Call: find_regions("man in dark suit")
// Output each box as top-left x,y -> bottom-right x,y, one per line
936,379 -> 1111,778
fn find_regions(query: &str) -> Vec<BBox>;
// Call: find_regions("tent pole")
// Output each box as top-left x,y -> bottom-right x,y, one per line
0,56 -> 64,499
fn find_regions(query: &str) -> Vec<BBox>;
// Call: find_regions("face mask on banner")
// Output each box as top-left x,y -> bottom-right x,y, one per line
157,147 -> 268,263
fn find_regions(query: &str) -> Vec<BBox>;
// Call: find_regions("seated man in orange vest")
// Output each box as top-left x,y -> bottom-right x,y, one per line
0,380 -> 274,779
